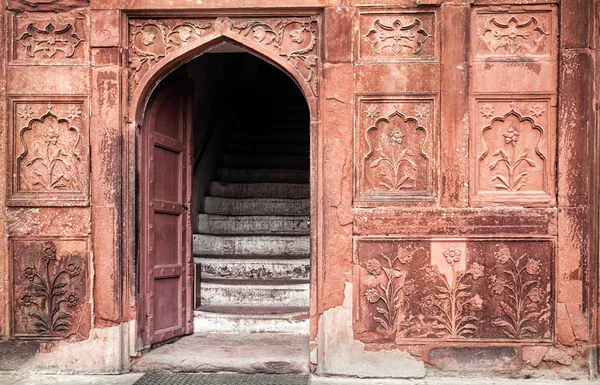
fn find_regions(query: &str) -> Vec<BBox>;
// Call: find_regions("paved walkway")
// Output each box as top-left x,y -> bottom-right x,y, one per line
0,374 -> 599,385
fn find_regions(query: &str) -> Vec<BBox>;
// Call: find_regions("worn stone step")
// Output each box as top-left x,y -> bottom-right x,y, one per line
200,279 -> 310,307
216,168 -> 310,183
209,182 -> 310,199
195,256 -> 310,280
204,197 -> 310,216
193,234 -> 310,257
197,214 -> 310,235
222,154 -> 309,169
193,306 -> 309,334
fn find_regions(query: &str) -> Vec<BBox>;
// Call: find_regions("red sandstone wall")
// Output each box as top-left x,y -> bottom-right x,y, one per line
0,0 -> 597,377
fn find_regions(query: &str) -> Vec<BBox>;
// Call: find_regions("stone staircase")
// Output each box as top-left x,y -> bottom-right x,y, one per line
193,106 -> 310,334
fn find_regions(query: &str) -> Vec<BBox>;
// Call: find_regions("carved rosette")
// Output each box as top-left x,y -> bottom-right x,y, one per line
359,12 -> 436,61
474,11 -> 552,57
355,238 -> 553,344
12,238 -> 90,340
12,11 -> 88,62
472,99 -> 553,205
128,17 -> 319,98
356,100 -> 434,203
8,100 -> 89,206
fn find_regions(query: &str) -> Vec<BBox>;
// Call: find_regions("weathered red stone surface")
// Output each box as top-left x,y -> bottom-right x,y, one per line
0,0 -> 597,378
7,0 -> 90,12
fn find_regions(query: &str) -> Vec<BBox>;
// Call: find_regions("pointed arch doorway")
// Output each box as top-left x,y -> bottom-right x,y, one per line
138,41 -> 314,350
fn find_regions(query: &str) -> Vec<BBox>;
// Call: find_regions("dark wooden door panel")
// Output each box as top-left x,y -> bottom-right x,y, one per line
142,81 -> 194,346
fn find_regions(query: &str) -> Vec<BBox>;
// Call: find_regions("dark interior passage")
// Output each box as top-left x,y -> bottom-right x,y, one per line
162,47 -> 311,334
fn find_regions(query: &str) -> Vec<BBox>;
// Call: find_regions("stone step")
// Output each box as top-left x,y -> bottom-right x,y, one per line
193,306 -> 309,334
200,279 -> 310,307
209,182 -> 310,199
197,214 -> 310,235
226,142 -> 309,156
193,234 -> 310,257
216,168 -> 310,183
204,197 -> 310,216
222,154 -> 309,169
195,256 -> 310,280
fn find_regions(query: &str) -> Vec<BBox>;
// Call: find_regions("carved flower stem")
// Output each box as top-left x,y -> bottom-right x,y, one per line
491,145 -> 535,191
377,146 -> 415,190
433,263 -> 477,338
498,254 -> 538,338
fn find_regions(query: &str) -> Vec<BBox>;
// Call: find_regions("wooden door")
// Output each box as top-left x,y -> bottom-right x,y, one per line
141,81 -> 193,345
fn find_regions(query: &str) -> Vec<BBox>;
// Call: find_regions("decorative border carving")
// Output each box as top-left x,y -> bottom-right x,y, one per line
354,237 -> 554,344
7,97 -> 90,207
128,16 -> 319,98
470,98 -> 555,207
355,97 -> 437,204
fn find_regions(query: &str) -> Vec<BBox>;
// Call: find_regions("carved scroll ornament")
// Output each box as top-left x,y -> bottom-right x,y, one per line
479,16 -> 548,55
364,18 -> 431,56
129,17 -> 319,98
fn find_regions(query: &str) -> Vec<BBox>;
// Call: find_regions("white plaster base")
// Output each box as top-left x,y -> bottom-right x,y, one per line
316,282 -> 426,378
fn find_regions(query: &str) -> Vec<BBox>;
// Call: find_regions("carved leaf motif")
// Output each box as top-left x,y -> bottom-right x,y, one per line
129,19 -> 213,95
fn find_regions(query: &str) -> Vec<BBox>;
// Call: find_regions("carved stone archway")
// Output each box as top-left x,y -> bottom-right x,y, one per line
126,13 -> 321,346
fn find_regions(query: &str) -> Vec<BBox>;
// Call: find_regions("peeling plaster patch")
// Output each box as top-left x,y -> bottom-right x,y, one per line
30,322 -> 132,374
317,282 -> 426,378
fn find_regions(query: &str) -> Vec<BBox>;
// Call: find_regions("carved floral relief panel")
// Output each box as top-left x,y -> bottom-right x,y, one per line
8,98 -> 90,206
10,10 -> 88,63
472,7 -> 555,59
354,238 -> 554,344
471,98 -> 555,206
355,98 -> 436,203
357,10 -> 437,62
129,17 -> 319,98
11,237 -> 90,340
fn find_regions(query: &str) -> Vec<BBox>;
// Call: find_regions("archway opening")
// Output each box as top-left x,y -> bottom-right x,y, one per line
136,43 -> 311,371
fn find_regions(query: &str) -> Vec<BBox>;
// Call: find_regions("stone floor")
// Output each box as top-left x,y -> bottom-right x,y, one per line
0,374 -> 598,385
1,333 -> 598,384
131,333 -> 310,374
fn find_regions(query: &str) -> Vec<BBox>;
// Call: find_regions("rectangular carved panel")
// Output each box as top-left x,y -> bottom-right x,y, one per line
355,97 -> 436,204
357,9 -> 438,62
11,237 -> 90,340
469,6 -> 557,208
9,10 -> 88,64
470,98 -> 555,206
354,237 -> 554,344
472,6 -> 555,59
7,97 -> 90,206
